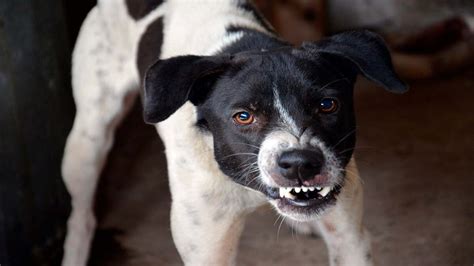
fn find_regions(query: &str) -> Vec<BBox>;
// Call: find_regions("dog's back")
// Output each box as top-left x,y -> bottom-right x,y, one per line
78,0 -> 270,86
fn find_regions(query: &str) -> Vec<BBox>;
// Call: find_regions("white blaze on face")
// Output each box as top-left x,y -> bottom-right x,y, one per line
273,85 -> 300,136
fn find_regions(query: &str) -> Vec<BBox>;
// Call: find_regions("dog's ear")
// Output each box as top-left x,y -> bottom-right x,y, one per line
302,30 -> 408,93
143,55 -> 231,124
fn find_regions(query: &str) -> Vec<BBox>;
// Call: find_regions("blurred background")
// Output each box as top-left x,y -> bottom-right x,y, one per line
0,0 -> 473,265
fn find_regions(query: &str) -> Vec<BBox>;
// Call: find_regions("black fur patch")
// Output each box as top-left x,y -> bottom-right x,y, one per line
137,17 -> 164,83
125,0 -> 162,20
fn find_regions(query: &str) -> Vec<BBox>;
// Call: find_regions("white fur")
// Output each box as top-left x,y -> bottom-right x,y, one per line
62,0 -> 372,265
62,2 -> 140,264
273,84 -> 300,135
317,159 -> 373,266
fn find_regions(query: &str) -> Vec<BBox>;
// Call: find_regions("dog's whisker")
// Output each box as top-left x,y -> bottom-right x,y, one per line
237,160 -> 258,172
236,156 -> 259,168
332,128 -> 357,149
221,153 -> 258,160
245,177 -> 259,187
337,146 -> 375,155
291,220 -> 302,241
277,215 -> 286,241
228,142 -> 261,150
242,167 -> 259,181
273,213 -> 282,226
337,148 -> 356,155
235,159 -> 258,171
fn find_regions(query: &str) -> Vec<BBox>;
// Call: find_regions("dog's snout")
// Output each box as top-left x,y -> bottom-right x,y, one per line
278,149 -> 324,182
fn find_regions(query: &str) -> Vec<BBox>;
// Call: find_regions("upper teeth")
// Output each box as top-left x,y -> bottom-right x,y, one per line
278,186 -> 332,199
319,186 -> 331,197
279,187 -> 295,199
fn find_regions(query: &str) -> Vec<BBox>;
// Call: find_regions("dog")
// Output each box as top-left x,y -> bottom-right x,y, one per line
61,0 -> 407,265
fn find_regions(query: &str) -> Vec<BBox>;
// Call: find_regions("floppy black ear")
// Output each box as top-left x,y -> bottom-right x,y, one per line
143,55 -> 231,124
303,30 -> 408,93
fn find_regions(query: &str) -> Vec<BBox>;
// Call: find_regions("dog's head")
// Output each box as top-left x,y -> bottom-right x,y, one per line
143,31 -> 407,220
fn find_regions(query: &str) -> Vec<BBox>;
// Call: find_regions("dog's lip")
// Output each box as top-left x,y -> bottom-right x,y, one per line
265,186 -> 280,199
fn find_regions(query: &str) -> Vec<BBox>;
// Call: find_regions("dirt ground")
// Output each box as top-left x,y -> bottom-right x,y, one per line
88,68 -> 474,266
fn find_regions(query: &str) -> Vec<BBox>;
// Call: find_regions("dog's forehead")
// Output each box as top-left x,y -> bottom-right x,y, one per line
229,54 -> 345,99
235,51 -> 345,88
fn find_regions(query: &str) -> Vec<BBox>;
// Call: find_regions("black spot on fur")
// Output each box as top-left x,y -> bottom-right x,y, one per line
366,251 -> 373,261
212,209 -> 226,222
188,244 -> 197,252
137,17 -> 164,83
126,0 -> 162,20
183,202 -> 201,226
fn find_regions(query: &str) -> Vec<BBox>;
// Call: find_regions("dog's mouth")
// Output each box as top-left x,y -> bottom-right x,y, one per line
264,184 -> 342,218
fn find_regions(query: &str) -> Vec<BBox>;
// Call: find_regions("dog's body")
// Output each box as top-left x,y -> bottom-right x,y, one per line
62,0 -> 406,265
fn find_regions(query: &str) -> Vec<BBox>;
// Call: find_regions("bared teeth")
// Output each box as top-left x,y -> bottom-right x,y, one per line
279,187 -> 295,199
279,188 -> 285,198
279,186 -> 332,199
318,186 -> 331,197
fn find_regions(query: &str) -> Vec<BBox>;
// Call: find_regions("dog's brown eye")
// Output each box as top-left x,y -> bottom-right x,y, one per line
318,98 -> 338,114
233,111 -> 255,125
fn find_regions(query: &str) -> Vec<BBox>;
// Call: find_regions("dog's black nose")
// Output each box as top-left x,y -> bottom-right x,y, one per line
278,149 -> 324,181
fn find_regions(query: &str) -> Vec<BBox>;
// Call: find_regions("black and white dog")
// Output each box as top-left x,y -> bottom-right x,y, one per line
61,0 -> 407,265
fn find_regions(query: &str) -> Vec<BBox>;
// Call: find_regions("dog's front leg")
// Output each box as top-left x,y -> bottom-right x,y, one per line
166,158 -> 263,265
317,159 -> 373,266
171,197 -> 247,266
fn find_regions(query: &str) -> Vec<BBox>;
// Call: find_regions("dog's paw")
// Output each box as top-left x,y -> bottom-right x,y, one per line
285,219 -> 321,238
